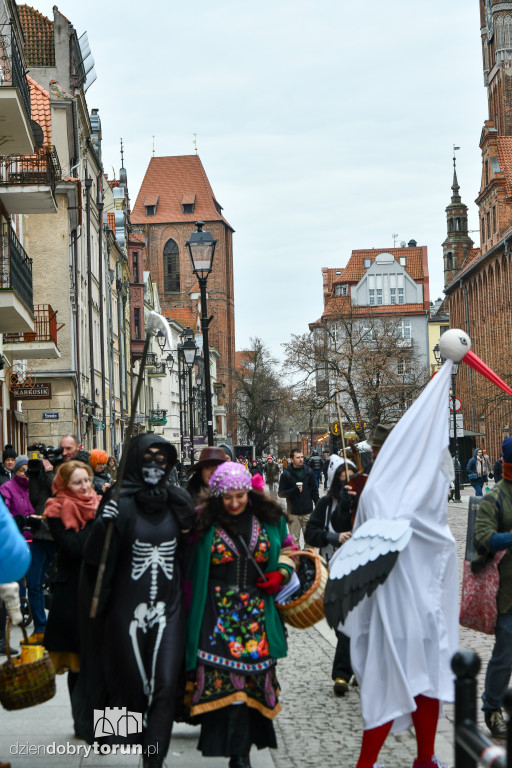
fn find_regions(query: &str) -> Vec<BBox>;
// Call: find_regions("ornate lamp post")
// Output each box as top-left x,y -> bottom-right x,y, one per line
434,343 -> 461,501
186,222 -> 217,446
181,328 -> 198,467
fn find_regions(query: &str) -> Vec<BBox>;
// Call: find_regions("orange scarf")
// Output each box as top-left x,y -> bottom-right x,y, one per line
44,476 -> 100,531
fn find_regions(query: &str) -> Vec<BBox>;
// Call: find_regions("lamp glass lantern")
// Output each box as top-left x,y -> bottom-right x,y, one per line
186,221 -> 217,279
182,338 -> 197,369
156,330 -> 167,351
165,353 -> 175,373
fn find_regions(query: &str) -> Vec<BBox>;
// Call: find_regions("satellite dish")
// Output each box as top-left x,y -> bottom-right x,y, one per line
400,241 -> 406,248
30,120 -> 44,148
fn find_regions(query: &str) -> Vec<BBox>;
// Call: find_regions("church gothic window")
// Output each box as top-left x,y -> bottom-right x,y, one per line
164,239 -> 180,292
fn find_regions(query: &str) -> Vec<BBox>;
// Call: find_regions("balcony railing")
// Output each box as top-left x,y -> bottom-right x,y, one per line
0,147 -> 59,192
0,224 -> 33,311
4,304 -> 59,345
0,25 -> 31,120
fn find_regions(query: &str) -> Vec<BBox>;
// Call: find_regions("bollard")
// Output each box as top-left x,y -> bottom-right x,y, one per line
452,651 -> 507,768
452,650 -> 481,768
502,688 -> 512,768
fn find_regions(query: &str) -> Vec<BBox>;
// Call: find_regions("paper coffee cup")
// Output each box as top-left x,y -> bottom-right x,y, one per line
296,482 -> 303,489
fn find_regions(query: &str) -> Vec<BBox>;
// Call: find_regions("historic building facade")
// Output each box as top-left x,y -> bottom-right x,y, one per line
443,0 -> 512,459
131,154 -> 236,441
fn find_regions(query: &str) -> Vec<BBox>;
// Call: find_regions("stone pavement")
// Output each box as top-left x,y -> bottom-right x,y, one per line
0,483 -> 499,768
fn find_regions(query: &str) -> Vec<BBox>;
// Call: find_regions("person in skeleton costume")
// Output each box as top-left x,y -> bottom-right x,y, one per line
186,462 -> 295,768
80,434 -> 195,768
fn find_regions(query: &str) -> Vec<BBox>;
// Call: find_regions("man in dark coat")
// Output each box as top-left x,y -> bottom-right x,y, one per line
278,448 -> 319,545
0,445 -> 17,486
309,452 -> 324,488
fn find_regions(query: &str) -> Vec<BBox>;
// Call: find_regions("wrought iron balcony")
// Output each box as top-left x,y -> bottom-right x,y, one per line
3,304 -> 61,359
0,224 -> 33,332
147,362 -> 167,377
0,24 -> 33,155
0,147 -> 60,214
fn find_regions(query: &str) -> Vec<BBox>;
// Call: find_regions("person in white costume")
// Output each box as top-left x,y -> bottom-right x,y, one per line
325,329 -> 512,768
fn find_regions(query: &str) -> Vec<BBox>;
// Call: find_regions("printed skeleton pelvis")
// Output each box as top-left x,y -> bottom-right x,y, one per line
128,539 -> 177,720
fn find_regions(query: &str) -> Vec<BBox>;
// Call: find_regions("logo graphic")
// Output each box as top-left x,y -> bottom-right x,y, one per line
93,708 -> 143,739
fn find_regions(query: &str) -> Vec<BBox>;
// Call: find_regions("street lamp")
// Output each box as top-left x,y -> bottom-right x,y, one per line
165,353 -> 174,373
186,221 -> 217,446
434,343 -> 461,501
181,329 -> 198,468
156,330 -> 167,351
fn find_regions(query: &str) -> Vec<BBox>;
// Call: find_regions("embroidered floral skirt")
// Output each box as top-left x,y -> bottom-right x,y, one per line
189,582 -> 281,719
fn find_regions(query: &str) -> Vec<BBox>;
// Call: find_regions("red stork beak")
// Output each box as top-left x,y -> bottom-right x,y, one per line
462,350 -> 512,397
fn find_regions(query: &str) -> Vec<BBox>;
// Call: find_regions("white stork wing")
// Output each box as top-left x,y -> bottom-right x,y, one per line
324,518 -> 412,628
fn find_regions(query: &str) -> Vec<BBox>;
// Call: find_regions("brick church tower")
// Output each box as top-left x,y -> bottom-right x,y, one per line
131,154 -> 236,437
442,159 -> 473,288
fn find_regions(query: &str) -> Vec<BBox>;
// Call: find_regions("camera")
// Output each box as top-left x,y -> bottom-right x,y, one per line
27,443 -> 64,467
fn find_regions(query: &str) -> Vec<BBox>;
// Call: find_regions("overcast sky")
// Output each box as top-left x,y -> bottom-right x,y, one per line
34,1 -> 487,360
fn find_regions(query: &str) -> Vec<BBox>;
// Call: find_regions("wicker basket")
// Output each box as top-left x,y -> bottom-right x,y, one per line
0,623 -> 56,711
276,548 -> 328,629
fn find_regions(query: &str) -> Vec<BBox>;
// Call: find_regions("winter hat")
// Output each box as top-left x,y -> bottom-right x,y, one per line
2,445 -> 17,462
13,455 -> 28,473
502,437 -> 512,464
327,454 -> 356,488
218,443 -> 234,460
209,462 -> 253,496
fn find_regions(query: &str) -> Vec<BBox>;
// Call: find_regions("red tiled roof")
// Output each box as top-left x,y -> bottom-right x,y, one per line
182,193 -> 196,205
334,247 -> 425,284
18,5 -> 55,67
162,307 -> 197,330
130,232 -> 145,243
132,155 -> 233,229
27,75 -> 51,145
144,194 -> 159,207
497,137 -> 512,196
107,212 -> 115,231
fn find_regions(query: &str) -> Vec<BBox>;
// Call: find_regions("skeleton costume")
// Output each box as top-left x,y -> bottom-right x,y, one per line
81,434 -> 195,768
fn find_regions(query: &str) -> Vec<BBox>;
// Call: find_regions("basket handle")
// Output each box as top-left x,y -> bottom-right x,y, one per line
6,619 -> 28,663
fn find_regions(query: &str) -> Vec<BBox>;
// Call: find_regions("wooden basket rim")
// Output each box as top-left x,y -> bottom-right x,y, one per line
278,548 -> 326,610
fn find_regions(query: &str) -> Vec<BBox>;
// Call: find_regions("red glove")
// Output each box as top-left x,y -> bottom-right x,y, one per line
256,571 -> 285,595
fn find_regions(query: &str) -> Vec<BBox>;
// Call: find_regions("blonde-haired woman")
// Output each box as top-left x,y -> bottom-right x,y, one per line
43,460 -> 100,737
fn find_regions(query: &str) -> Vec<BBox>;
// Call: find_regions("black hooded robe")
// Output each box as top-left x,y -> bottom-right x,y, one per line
79,434 -> 195,766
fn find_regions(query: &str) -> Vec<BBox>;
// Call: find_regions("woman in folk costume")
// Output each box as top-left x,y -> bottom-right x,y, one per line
80,434 -> 195,768
43,460 -> 101,736
324,330 -> 512,768
186,462 -> 295,768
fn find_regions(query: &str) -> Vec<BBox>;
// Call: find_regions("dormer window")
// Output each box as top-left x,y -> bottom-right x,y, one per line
334,284 -> 349,296
144,194 -> 159,217
182,193 -> 196,215
399,255 -> 407,267
364,258 -> 371,269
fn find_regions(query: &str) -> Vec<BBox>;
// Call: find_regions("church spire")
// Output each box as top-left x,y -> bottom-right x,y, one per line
451,147 -> 461,204
442,148 -> 473,289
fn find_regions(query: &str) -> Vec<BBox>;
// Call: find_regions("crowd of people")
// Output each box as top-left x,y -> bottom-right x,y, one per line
0,425 -> 510,768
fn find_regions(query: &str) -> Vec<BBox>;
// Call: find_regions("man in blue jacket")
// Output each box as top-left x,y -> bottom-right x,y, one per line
278,448 -> 319,544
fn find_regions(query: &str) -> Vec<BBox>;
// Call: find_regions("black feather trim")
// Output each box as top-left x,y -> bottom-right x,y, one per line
324,551 -> 399,628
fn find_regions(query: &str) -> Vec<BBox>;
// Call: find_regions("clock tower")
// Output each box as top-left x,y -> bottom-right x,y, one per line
480,0 -> 512,134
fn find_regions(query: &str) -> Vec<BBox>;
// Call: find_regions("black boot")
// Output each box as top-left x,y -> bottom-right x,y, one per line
229,756 -> 251,768
0,638 -> 19,656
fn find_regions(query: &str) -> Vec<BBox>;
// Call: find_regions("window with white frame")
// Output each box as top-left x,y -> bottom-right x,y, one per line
369,289 -> 375,306
397,319 -> 411,339
334,284 -> 349,296
398,288 -> 404,304
390,288 -> 396,304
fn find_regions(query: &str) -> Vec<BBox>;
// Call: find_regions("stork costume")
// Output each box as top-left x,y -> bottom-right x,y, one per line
80,434 -> 195,767
324,330 -> 512,768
